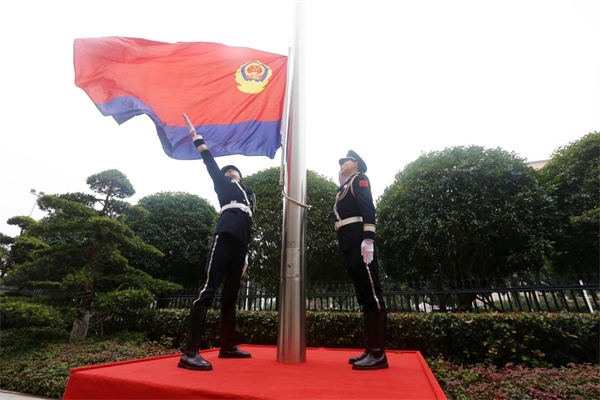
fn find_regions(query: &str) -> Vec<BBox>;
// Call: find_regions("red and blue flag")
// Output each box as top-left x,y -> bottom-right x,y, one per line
74,37 -> 287,160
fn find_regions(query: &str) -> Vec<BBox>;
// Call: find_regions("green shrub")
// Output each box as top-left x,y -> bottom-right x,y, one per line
429,357 -> 600,400
386,312 -> 599,367
142,308 -> 277,349
95,289 -> 155,315
135,310 -> 598,367
0,297 -> 74,329
0,326 -> 69,360
1,317 -> 598,399
307,311 -> 363,348
0,330 -> 179,399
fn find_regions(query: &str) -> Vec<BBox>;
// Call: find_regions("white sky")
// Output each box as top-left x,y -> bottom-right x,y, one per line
1,0 -> 599,238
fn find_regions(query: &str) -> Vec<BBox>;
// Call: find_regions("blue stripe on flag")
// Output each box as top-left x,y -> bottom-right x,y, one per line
96,96 -> 282,160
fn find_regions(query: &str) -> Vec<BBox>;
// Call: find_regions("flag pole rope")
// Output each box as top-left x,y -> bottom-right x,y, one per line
281,190 -> 311,209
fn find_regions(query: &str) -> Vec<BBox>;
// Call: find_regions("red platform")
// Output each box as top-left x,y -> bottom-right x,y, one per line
63,345 -> 446,399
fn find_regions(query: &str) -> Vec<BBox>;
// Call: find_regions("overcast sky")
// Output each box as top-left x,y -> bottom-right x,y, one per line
1,0 -> 599,238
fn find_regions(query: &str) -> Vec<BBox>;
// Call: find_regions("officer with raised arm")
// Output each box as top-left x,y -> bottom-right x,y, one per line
335,150 -> 388,370
178,114 -> 256,371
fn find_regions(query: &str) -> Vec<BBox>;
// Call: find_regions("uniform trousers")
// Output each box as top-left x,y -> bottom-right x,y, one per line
342,244 -> 387,313
194,232 -> 246,314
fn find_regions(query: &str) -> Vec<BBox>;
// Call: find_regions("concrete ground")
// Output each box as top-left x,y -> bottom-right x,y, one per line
0,391 -> 52,400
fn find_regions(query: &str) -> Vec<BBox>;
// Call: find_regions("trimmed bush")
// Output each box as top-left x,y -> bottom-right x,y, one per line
0,297 -> 74,329
429,358 -> 600,399
137,310 -> 599,367
0,330 -> 179,399
142,308 -> 279,350
386,312 -> 599,367
0,327 -> 68,360
2,325 -> 598,400
1,320 -> 598,399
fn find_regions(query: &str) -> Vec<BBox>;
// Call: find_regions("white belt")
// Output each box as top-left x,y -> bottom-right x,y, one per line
335,216 -> 363,230
221,202 -> 252,217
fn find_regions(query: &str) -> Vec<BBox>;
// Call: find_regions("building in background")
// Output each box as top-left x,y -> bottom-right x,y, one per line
527,160 -> 550,170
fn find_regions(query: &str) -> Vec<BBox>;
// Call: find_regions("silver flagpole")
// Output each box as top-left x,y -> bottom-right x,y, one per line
277,1 -> 306,364
279,46 -> 293,187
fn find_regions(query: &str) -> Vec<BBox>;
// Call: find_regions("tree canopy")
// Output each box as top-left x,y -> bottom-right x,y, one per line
538,131 -> 599,276
243,167 -> 345,292
128,192 -> 217,287
377,146 -> 554,285
0,218 -> 48,278
86,169 -> 136,218
3,169 -> 180,341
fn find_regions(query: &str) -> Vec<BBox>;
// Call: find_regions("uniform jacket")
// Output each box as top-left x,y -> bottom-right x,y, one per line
195,138 -> 255,249
334,173 -> 376,251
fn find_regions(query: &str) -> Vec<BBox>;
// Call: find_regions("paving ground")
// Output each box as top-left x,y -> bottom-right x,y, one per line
0,391 -> 52,400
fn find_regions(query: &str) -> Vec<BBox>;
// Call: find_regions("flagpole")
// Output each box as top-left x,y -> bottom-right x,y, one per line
277,1 -> 306,364
279,46 -> 293,187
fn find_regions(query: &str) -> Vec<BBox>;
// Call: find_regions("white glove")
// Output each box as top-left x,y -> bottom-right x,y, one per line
182,113 -> 203,139
241,254 -> 249,278
361,239 -> 374,265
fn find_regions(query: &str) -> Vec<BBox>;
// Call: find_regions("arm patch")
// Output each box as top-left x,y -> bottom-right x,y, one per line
359,180 -> 369,187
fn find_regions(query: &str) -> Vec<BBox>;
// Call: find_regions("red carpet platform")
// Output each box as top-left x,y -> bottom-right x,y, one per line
63,345 -> 446,399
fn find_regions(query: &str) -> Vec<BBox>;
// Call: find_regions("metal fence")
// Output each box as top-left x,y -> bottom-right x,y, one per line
151,281 -> 279,311
152,272 -> 600,313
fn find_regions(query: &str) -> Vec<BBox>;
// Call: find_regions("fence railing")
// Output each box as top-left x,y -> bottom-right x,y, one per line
13,272 -> 598,314
151,273 -> 600,313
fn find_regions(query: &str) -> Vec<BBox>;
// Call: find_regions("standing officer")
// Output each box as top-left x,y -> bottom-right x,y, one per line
178,114 -> 256,371
335,150 -> 388,370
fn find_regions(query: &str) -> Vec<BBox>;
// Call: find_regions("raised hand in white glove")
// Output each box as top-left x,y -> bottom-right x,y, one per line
241,254 -> 249,278
361,239 -> 374,265
182,113 -> 203,139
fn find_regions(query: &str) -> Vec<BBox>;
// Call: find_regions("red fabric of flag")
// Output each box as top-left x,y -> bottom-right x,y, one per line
74,37 -> 288,159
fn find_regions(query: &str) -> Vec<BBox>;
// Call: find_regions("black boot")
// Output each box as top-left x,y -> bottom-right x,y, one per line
349,312 -> 369,364
353,311 -> 388,370
218,311 -> 251,358
178,304 -> 212,371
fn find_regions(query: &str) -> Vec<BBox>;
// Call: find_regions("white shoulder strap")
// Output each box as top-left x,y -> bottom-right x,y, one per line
231,179 -> 250,206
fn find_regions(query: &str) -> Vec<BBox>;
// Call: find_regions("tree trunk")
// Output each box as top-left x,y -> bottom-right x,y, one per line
70,308 -> 91,341
456,293 -> 476,311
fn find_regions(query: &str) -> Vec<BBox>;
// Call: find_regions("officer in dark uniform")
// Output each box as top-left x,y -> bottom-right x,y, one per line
178,114 -> 256,371
335,150 -> 388,370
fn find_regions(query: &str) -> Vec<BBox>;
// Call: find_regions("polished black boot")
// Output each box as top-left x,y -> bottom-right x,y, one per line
178,304 -> 213,371
218,311 -> 251,358
349,312 -> 369,364
352,311 -> 388,370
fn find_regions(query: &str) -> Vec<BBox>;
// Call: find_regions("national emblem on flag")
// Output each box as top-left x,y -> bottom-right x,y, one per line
235,61 -> 273,93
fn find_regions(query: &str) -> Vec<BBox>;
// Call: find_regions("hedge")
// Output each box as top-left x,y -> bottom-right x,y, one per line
2,328 -> 598,400
133,310 -> 599,367
0,329 -> 179,399
4,294 -> 596,368
0,326 -> 68,360
429,358 -> 600,399
0,297 -> 75,329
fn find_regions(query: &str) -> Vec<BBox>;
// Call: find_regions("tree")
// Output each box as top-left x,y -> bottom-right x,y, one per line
128,192 -> 217,287
243,167 -> 345,293
538,132 -> 600,276
0,217 -> 47,278
377,146 -> 554,290
0,238 -> 8,277
86,169 -> 135,218
3,170 -> 181,341
34,189 -> 149,248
